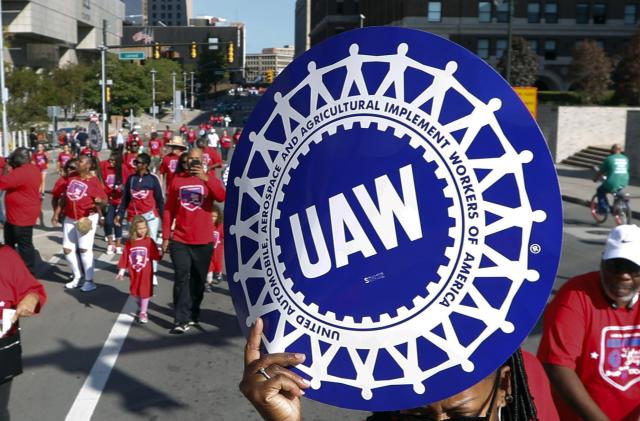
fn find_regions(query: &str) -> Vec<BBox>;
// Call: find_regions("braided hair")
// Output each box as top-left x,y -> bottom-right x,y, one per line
501,348 -> 538,421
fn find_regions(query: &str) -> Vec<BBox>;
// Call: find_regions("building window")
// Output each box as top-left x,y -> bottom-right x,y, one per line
428,1 -> 442,22
625,4 -> 637,25
527,2 -> 541,23
496,2 -> 510,22
527,39 -> 538,54
496,39 -> 508,58
479,2 -> 492,22
595,39 -> 605,50
544,2 -> 558,23
477,39 -> 490,59
593,3 -> 606,24
576,2 -> 589,24
544,39 -> 556,60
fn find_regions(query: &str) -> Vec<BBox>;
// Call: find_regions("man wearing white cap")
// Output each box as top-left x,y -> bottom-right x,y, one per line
539,224 -> 640,421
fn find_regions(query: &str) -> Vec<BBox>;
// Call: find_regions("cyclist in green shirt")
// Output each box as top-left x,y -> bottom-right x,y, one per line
593,144 -> 630,214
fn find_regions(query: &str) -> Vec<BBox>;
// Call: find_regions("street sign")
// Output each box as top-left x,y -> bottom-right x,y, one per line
47,106 -> 62,118
209,38 -> 219,50
119,51 -> 145,61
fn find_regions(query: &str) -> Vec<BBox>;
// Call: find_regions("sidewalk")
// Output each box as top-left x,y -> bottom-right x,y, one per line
556,164 -> 640,219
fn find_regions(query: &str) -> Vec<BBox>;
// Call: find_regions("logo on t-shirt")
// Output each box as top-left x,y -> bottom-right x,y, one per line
67,179 -> 88,201
225,27 -> 563,411
36,155 -> 46,165
600,325 -> 640,391
213,230 -> 220,248
105,174 -> 115,188
168,159 -> 178,173
131,189 -> 150,200
179,185 -> 204,211
129,246 -> 149,272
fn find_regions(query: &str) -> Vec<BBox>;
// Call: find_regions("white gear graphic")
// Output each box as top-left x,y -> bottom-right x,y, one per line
229,42 -> 546,400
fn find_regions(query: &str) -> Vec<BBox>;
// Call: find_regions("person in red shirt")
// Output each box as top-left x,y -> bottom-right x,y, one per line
179,123 -> 188,137
128,131 -> 143,149
204,204 -> 224,293
51,155 -> 107,292
57,144 -> 74,176
31,143 -> 49,197
161,147 -> 225,334
186,128 -> 197,148
0,245 -> 46,421
79,146 -> 98,159
195,138 -> 222,173
116,215 -> 161,324
162,125 -> 173,146
220,129 -> 232,161
100,152 -> 128,255
148,132 -> 163,173
123,141 -> 140,174
159,136 -> 188,191
233,128 -> 242,146
539,224 -> 640,421
0,148 -> 42,274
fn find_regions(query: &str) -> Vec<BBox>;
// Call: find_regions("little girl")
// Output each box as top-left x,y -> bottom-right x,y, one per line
116,215 -> 161,323
32,143 -> 49,196
205,204 -> 224,292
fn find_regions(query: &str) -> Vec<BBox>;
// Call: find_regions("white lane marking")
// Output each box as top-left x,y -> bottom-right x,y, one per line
64,296 -> 137,421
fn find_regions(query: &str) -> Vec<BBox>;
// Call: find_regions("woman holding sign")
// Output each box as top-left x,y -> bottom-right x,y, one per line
0,245 -> 47,420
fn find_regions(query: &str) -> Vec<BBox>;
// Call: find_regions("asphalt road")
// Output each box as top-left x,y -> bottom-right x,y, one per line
6,154 -> 629,420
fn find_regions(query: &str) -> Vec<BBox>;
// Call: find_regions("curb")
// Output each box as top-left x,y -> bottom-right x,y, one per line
562,194 -> 640,220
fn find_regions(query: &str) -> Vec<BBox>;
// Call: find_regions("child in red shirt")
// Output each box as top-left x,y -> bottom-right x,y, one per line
116,215 -> 161,324
205,204 -> 224,292
57,144 -> 74,176
148,133 -> 163,173
32,143 -> 49,196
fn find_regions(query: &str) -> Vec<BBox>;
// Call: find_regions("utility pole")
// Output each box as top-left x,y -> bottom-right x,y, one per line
506,0 -> 515,85
0,0 -> 10,156
101,19 -> 108,147
183,72 -> 187,109
151,68 -> 157,123
190,72 -> 195,109
171,71 -> 176,123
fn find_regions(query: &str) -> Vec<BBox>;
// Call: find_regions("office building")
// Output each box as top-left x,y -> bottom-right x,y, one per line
147,0 -> 192,26
246,46 -> 295,82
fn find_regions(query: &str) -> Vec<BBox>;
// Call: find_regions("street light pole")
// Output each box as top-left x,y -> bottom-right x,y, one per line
190,71 -> 194,109
506,0 -> 515,85
151,68 -> 157,123
171,71 -> 176,123
0,0 -> 10,156
183,72 -> 187,109
101,19 -> 108,146
359,14 -> 366,28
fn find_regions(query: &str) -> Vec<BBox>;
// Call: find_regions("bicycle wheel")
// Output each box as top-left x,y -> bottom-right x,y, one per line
614,202 -> 631,225
591,194 -> 608,224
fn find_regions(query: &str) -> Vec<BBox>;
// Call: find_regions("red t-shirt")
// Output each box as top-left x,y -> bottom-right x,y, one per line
220,135 -> 232,149
159,153 -> 180,188
148,138 -> 162,157
127,135 -> 143,148
521,350 -> 560,421
99,160 -> 127,206
233,132 -> 241,145
51,175 -> 107,220
208,222 -> 224,273
202,147 -> 223,171
162,172 -> 226,244
187,130 -> 197,144
124,152 -> 138,173
58,152 -> 73,169
0,246 -> 46,338
117,237 -> 161,299
0,163 -> 42,226
32,152 -> 48,171
538,271 -> 640,421
163,130 -> 173,145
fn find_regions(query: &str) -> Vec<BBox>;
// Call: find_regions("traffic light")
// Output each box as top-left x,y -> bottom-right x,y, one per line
227,43 -> 234,63
106,86 -> 111,103
153,43 -> 160,59
191,42 -> 198,59
266,70 -> 274,84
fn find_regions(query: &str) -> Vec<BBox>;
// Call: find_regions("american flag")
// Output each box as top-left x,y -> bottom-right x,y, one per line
132,29 -> 154,44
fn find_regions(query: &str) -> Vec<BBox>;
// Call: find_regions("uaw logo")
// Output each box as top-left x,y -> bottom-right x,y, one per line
129,247 -> 149,272
225,27 -> 562,411
600,326 -> 640,391
131,189 -> 150,200
179,185 -> 204,211
105,174 -> 116,189
67,179 -> 88,201
168,159 -> 178,173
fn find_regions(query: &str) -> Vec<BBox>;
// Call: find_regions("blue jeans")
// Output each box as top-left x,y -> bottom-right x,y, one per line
104,204 -> 123,240
597,185 -> 612,213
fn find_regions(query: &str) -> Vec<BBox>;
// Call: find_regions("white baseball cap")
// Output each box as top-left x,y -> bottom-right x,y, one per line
603,224 -> 640,266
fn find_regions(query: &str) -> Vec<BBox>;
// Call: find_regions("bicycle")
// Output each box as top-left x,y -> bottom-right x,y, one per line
591,189 -> 632,225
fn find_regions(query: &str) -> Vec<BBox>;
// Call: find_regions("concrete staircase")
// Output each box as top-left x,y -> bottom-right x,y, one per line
561,145 -> 611,169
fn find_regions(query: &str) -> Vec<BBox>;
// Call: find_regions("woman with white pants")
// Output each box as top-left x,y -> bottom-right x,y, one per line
51,155 -> 107,292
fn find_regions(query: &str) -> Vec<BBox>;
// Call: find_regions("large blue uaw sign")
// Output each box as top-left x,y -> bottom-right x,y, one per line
225,27 -> 562,411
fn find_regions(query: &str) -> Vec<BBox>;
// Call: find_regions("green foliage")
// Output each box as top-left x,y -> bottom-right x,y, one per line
613,29 -> 640,105
5,67 -> 52,130
196,40 -> 226,95
497,36 -> 538,87
538,91 -> 582,105
568,39 -> 612,104
143,58 -> 182,104
50,64 -> 92,118
97,55 -> 151,115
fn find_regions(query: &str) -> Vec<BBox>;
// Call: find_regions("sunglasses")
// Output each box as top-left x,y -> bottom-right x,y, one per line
604,258 -> 640,276
133,160 -> 147,166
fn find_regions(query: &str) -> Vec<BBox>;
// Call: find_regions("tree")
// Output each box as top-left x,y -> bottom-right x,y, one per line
568,40 -> 612,104
613,29 -> 640,105
143,58 -> 183,104
196,41 -> 226,95
497,36 -> 538,87
50,64 -> 91,119
5,67 -> 52,130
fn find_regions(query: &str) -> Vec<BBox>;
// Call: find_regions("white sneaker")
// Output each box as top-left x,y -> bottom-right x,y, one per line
65,278 -> 81,289
115,246 -> 123,255
152,275 -> 158,286
81,281 -> 97,292
106,244 -> 115,255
